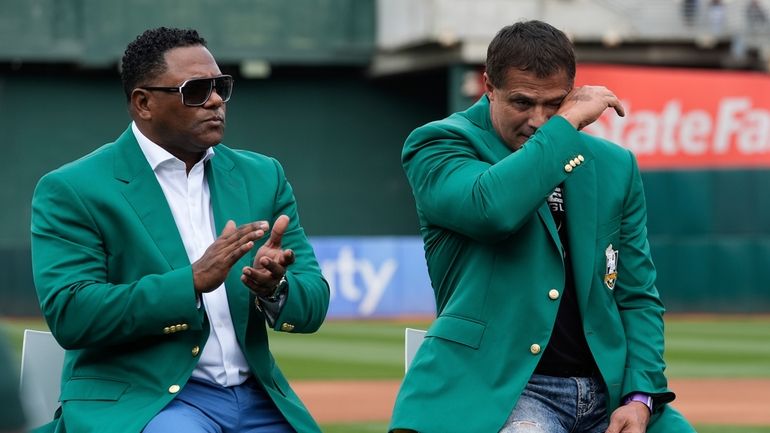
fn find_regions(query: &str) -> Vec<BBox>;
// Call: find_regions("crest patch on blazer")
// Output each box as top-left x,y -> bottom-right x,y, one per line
604,244 -> 618,290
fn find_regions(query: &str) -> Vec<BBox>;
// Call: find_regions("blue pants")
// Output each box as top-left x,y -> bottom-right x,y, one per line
143,377 -> 295,433
499,374 -> 608,433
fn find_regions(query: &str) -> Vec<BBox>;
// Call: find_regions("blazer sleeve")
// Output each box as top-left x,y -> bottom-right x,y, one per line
403,115 -> 589,243
31,172 -> 203,350
613,152 -> 675,407
266,158 -> 330,333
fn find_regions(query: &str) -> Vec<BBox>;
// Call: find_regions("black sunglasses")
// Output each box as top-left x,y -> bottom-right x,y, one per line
138,75 -> 233,107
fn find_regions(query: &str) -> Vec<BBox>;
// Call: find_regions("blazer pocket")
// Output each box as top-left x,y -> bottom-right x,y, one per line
426,315 -> 486,349
60,377 -> 130,402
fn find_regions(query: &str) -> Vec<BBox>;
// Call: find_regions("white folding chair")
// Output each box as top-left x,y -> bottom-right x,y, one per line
404,327 -> 427,372
19,329 -> 65,429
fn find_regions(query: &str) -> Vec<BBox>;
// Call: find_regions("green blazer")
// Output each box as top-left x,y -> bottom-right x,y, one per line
390,97 -> 693,433
30,126 -> 330,433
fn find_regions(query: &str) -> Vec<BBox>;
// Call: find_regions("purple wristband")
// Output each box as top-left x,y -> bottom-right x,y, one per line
623,393 -> 653,412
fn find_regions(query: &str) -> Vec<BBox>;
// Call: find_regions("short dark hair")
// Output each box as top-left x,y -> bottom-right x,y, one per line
485,20 -> 575,88
120,27 -> 207,101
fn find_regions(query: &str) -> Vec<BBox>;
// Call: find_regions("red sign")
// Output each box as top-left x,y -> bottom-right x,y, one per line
575,64 -> 770,170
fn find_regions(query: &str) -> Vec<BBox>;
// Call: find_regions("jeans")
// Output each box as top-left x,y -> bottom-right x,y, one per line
499,374 -> 609,433
143,377 -> 295,433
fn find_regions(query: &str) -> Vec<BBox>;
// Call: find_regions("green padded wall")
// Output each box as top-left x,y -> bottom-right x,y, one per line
0,0 -> 374,65
643,170 -> 770,312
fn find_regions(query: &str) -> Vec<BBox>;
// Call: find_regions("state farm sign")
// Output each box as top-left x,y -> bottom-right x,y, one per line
576,64 -> 770,169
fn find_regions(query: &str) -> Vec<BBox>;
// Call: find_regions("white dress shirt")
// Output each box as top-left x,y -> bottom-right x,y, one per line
133,122 -> 251,387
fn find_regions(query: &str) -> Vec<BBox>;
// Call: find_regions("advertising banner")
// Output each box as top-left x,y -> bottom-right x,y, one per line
576,64 -> 770,170
310,237 -> 435,318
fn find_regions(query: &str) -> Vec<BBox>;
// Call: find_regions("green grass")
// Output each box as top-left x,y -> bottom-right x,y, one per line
268,316 -> 770,380
2,315 -> 770,380
663,316 -> 770,378
268,320 -> 428,379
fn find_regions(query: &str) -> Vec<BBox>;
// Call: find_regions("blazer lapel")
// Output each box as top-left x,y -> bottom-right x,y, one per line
564,159 -> 597,315
206,150 -> 252,336
114,127 -> 189,270
537,203 -> 563,253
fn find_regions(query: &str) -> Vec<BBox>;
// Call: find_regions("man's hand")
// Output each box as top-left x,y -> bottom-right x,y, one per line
192,220 -> 268,294
605,402 -> 651,433
241,215 -> 296,298
557,85 -> 625,131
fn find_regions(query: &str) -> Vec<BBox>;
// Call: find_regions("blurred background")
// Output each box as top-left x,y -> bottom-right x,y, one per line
1,0 -> 769,432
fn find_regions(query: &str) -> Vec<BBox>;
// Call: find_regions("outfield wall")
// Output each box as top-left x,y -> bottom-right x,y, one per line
316,235 -> 770,317
7,234 -> 770,318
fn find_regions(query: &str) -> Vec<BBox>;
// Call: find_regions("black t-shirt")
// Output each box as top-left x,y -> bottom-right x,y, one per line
534,185 -> 598,377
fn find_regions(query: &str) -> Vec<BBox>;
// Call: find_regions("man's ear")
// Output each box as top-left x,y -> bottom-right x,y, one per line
130,89 -> 153,121
483,72 -> 495,101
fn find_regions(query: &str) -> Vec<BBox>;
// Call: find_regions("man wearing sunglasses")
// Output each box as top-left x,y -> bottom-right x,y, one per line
30,27 -> 329,433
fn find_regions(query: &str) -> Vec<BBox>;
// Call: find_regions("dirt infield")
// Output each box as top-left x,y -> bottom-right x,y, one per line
293,378 -> 770,425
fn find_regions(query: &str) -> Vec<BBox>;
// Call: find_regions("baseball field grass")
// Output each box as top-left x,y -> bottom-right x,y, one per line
2,315 -> 769,432
267,315 -> 770,380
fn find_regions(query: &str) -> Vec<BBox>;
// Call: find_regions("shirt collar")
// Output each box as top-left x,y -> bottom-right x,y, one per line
132,121 -> 215,171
